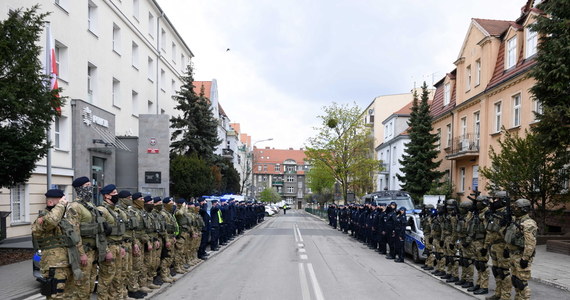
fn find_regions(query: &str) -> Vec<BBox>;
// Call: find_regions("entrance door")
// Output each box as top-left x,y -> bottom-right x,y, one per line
92,157 -> 105,206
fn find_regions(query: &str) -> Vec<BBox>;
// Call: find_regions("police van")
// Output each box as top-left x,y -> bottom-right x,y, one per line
362,190 -> 415,210
404,211 -> 427,263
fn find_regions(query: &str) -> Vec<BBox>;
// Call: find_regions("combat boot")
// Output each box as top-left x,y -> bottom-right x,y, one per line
446,276 -> 459,283
139,286 -> 153,293
454,279 -> 466,285
147,283 -> 160,289
474,288 -> 489,295
440,273 -> 452,279
161,277 -> 174,283
467,285 -> 480,292
175,267 -> 187,274
461,281 -> 474,288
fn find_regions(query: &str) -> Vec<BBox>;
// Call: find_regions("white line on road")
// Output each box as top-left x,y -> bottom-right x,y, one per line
299,248 -> 306,253
300,254 -> 308,260
307,263 -> 325,300
298,243 -> 304,247
298,263 -> 311,300
294,225 -> 299,242
296,225 -> 304,242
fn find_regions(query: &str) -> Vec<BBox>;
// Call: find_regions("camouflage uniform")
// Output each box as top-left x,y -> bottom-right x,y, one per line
457,201 -> 474,286
32,198 -> 78,299
420,207 -> 435,269
468,203 -> 490,293
159,200 -> 179,281
174,201 -> 190,273
97,202 -> 126,300
129,196 -> 153,292
432,210 -> 446,275
442,201 -> 459,281
190,206 -> 204,264
141,198 -> 161,289
505,199 -> 537,300
485,205 -> 511,300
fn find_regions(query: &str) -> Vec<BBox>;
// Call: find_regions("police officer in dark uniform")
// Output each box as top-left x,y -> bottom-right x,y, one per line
376,204 -> 387,254
394,206 -> 407,263
197,197 -> 210,260
210,200 -> 222,251
385,202 -> 397,259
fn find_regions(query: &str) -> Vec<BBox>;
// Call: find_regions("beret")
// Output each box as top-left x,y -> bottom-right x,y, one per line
175,198 -> 186,204
143,195 -> 153,203
220,199 -> 227,202
45,189 -> 64,198
132,192 -> 143,200
211,199 -> 219,203
72,176 -> 90,187
153,196 -> 162,203
118,190 -> 131,198
162,197 -> 172,204
100,184 -> 117,195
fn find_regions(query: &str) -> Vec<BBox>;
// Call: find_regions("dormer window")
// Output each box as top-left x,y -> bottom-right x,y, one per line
506,36 -> 517,69
466,65 -> 471,91
444,83 -> 450,106
526,27 -> 538,58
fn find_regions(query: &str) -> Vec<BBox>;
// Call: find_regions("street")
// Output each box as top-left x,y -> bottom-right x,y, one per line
154,210 -> 568,300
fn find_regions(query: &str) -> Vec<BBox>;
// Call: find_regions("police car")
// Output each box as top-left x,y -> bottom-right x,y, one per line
404,210 -> 427,263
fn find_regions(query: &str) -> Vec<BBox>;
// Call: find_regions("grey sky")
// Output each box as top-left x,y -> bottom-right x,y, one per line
157,0 -> 526,149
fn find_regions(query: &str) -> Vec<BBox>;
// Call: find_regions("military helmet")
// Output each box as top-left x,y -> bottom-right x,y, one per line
425,204 -> 435,209
459,199 -> 473,208
446,199 -> 457,211
514,198 -> 532,216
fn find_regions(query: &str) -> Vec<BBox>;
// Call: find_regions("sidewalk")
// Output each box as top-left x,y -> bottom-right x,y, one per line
306,211 -> 570,292
0,235 -> 33,249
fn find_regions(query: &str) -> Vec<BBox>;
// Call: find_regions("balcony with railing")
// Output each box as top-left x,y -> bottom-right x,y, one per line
380,163 -> 390,174
272,179 -> 284,186
445,133 -> 480,160
222,148 -> 234,159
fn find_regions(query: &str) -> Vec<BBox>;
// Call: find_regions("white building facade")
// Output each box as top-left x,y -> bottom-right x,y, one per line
0,0 -> 193,238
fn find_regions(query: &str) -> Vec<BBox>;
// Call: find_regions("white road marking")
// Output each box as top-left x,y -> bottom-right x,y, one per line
307,263 -> 325,300
299,248 -> 306,253
296,225 -> 304,242
300,254 -> 308,260
298,263 -> 311,300
298,243 -> 304,247
294,225 -> 299,242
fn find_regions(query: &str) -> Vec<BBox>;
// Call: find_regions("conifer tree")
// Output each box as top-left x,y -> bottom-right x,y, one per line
397,82 -> 443,204
170,64 -> 221,160
530,0 -> 570,149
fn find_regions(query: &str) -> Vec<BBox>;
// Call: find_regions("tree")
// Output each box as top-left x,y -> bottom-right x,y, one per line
210,157 -> 241,195
306,160 -> 335,197
397,82 -> 444,204
238,146 -> 252,195
0,6 -> 63,188
259,188 -> 280,203
170,64 -> 221,160
530,0 -> 570,149
480,129 -> 570,234
305,102 -> 380,204
170,154 -> 214,198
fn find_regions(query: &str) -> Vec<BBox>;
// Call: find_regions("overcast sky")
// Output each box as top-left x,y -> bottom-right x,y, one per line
157,0 -> 526,149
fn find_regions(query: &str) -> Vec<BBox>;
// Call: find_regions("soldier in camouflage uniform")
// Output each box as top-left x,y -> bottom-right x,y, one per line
484,194 -> 512,300
154,197 -> 177,283
420,204 -> 435,271
65,176 -> 110,299
504,199 -> 537,300
189,201 -> 205,264
456,199 -> 475,288
32,189 -> 80,299
431,202 -> 446,276
142,196 -> 161,289
467,195 -> 491,295
441,199 -> 459,283
129,192 -> 155,293
97,184 -> 127,300
174,198 -> 191,272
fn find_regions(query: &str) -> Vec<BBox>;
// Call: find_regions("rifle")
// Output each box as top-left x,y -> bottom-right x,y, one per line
495,191 -> 512,227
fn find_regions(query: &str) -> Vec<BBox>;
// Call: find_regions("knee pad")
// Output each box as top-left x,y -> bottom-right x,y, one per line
512,275 -> 528,290
491,266 -> 498,277
476,261 -> 487,272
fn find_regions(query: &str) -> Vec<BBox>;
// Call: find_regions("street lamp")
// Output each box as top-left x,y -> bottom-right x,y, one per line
251,138 -> 273,200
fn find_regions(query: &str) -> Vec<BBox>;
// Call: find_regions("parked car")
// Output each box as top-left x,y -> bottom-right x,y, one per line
362,190 -> 416,210
404,211 -> 427,263
265,206 -> 275,216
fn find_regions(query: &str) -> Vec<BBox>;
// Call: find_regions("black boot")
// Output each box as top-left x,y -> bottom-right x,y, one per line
467,284 -> 480,292
446,276 -> 459,283
454,279 -> 466,285
473,288 -> 489,295
461,281 -> 474,289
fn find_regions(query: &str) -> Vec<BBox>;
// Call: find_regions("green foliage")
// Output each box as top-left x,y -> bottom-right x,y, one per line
305,102 -> 380,204
170,64 -> 221,160
529,0 -> 570,149
306,160 -> 335,195
480,129 -> 570,234
211,156 -> 241,195
170,154 -> 214,198
397,82 -> 444,204
426,180 -> 455,201
259,188 -> 280,203
0,6 -> 64,188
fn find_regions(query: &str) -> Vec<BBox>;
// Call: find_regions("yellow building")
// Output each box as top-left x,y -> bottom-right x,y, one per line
431,3 -> 542,201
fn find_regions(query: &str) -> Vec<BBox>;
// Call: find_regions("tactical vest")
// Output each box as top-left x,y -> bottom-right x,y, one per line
468,215 -> 486,239
125,209 -> 143,231
431,217 -> 441,233
486,212 -> 503,232
504,222 -> 525,248
456,218 -> 467,234
104,205 -> 126,236
442,217 -> 453,234
421,217 -> 431,234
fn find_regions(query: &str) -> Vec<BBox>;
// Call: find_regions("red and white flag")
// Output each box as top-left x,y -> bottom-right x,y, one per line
45,22 -> 61,115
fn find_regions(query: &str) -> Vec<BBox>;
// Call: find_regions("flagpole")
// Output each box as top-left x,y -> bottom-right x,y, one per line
46,22 -> 52,189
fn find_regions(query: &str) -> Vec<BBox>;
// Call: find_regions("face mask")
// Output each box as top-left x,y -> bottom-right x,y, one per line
75,186 -> 92,202
154,204 -> 163,212
164,203 -> 174,212
120,198 -> 133,207
46,205 -> 56,211
133,198 -> 144,209
110,194 -> 119,204
514,207 -> 525,217
144,203 -> 154,212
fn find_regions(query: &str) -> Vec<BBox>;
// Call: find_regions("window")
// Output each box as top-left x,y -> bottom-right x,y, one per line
263,165 -> 267,172
147,100 -> 153,113
286,176 -> 294,182
132,0 -> 139,20
392,146 -> 397,165
257,165 -> 261,171
263,176 -> 267,182
112,23 -> 121,53
459,168 -> 466,192
87,1 -> 98,33
475,59 -> 481,86
53,115 -> 68,150
444,83 -> 450,105
54,116 -> 61,148
513,94 -> 521,127
112,78 -> 120,107
507,36 -> 517,69
54,41 -> 68,80
131,41 -> 139,69
436,128 -> 441,150
533,99 -> 543,121
460,117 -> 467,139
55,0 -> 68,11
472,165 -> 479,191
494,102 -> 502,132
446,124 -> 452,147
474,111 -> 480,148
287,187 -> 294,193
466,65 -> 471,91
147,57 -> 154,81
148,13 -> 155,38
10,184 -> 27,223
526,27 -> 538,58
160,29 -> 166,50
171,79 -> 176,95
87,63 -> 96,103
132,90 -> 138,116
275,165 -> 280,172
171,42 -> 177,63
160,69 -> 165,91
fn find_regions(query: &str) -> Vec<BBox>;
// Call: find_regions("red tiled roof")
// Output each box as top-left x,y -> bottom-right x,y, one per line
230,123 -> 241,133
394,101 -> 414,115
486,37 -> 536,90
253,147 -> 307,175
218,103 -> 227,117
473,18 -> 512,37
430,70 -> 457,119
193,81 -> 212,99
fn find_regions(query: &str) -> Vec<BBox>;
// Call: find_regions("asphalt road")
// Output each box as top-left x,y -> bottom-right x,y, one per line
156,210 -> 512,300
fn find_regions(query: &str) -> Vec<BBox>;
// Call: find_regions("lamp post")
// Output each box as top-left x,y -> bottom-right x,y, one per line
251,138 -> 273,200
